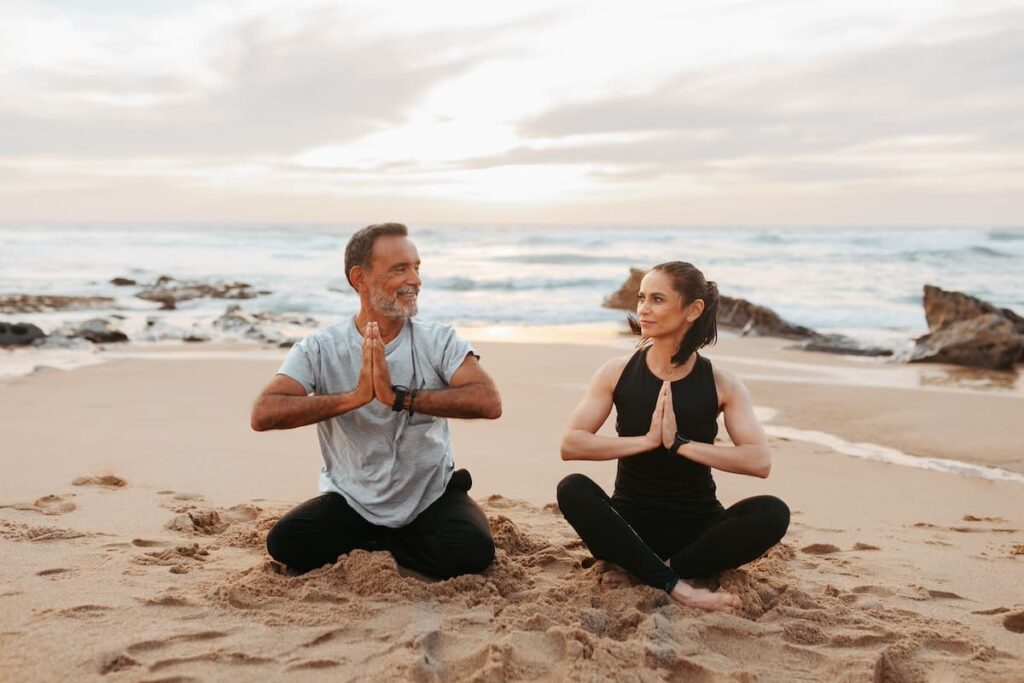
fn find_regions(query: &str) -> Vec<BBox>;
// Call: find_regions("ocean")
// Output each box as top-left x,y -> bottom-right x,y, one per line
2,223 -> 1023,352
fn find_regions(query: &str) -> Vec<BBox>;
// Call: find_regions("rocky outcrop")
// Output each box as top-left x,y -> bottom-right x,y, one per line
717,296 -> 817,340
602,268 -> 646,310
110,277 -> 137,286
910,286 -> 1024,370
135,317 -> 210,343
0,295 -> 114,314
136,276 -> 267,309
921,285 -> 1024,335
53,319 -> 129,344
0,322 -> 46,346
602,268 -> 891,356
604,268 -> 814,338
213,305 -> 317,347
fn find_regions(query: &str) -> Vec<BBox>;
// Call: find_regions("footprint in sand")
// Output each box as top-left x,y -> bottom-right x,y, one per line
973,606 -> 1010,615
72,475 -> 126,489
800,543 -> 841,555
1003,611 -> 1024,634
131,538 -> 170,548
4,494 -> 76,516
37,568 -> 72,577
97,653 -> 139,674
963,514 -> 1006,523
852,542 -> 880,551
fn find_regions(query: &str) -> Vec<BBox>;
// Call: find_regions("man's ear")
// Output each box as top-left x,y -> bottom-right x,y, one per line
349,265 -> 365,293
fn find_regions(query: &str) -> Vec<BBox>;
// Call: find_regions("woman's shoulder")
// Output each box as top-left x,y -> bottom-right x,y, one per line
710,361 -> 746,402
598,350 -> 644,393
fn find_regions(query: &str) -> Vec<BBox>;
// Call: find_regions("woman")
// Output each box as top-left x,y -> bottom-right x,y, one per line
557,261 -> 789,612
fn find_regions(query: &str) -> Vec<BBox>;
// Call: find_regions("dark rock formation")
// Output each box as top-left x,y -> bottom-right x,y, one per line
800,335 -> 893,357
910,286 -> 1024,370
922,285 -> 1024,335
110,277 -> 137,286
56,319 -> 129,344
717,296 -> 816,340
136,317 -> 210,343
603,268 -> 891,356
0,322 -> 46,346
602,268 -> 646,310
213,305 -> 317,346
0,295 -> 114,314
136,276 -> 263,307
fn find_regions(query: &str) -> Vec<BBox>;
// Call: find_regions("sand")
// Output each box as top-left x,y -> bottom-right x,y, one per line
1,336 -> 1023,681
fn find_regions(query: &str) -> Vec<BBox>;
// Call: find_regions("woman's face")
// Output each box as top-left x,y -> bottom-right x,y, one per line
636,270 -> 703,338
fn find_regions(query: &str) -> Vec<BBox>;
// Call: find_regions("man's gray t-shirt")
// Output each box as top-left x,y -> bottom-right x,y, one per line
277,316 -> 476,528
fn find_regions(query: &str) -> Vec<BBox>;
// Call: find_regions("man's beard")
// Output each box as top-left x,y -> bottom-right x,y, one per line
369,283 -> 419,318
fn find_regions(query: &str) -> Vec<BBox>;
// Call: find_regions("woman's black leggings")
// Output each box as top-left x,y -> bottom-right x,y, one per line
266,472 -> 495,579
556,474 -> 790,593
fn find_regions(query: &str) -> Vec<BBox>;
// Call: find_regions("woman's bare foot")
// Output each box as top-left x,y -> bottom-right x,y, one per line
670,580 -> 741,612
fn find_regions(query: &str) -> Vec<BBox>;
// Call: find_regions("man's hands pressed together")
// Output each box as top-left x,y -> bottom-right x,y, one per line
355,321 -> 400,409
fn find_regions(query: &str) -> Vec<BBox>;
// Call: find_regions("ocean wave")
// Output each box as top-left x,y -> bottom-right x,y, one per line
493,253 -> 635,265
428,276 -> 612,291
987,228 -> 1024,242
900,245 -> 1013,261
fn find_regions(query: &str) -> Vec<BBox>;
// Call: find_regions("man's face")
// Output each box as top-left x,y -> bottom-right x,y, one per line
365,235 -> 421,318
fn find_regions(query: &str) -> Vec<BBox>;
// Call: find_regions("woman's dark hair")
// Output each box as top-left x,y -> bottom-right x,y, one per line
628,261 -> 719,365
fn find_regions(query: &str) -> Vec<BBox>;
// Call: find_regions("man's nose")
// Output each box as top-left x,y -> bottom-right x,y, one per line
408,271 -> 422,287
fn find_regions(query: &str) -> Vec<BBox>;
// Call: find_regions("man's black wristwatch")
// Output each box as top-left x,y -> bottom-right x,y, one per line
670,432 -> 690,454
391,385 -> 409,412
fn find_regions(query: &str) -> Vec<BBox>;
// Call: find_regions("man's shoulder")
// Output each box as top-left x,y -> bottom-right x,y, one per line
410,317 -> 457,337
294,319 -> 358,352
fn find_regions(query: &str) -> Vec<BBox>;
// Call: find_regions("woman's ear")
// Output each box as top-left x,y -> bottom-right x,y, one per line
686,298 -> 705,323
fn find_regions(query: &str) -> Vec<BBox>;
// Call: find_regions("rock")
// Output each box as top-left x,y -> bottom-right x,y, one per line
603,269 -> 815,339
109,277 -> 136,286
136,317 -> 209,343
923,285 -> 1024,335
0,322 -> 46,346
213,305 -> 317,346
31,335 -> 91,350
910,286 -> 1024,369
910,313 -> 1023,370
0,295 -> 115,314
602,268 -> 646,310
136,276 -> 263,307
718,295 -> 816,339
58,319 -> 129,344
799,335 -> 894,357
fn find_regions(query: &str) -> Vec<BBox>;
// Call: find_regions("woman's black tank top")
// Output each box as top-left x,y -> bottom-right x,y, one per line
611,348 -> 722,513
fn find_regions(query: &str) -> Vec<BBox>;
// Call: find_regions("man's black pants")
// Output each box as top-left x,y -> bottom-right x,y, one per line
266,470 -> 495,578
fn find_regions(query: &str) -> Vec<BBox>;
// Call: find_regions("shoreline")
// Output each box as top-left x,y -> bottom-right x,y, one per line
3,328 -> 1022,482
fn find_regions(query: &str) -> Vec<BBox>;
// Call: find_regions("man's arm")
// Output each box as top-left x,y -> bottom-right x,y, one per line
250,375 -> 372,431
402,354 -> 502,420
250,327 -> 375,431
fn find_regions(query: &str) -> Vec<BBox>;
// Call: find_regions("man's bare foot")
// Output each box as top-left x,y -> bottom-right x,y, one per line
593,560 -> 631,589
670,581 -> 741,612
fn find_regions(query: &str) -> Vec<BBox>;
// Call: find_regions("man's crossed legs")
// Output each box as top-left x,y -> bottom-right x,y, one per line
266,471 -> 495,578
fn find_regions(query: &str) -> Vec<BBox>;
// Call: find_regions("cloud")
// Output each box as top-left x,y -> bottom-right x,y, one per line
0,5 -> 512,158
488,9 -> 1024,185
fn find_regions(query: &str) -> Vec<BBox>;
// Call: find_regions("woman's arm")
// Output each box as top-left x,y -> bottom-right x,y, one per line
663,369 -> 771,478
560,358 -> 663,461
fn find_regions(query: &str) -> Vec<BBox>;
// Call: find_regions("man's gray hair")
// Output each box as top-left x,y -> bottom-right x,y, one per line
344,222 -> 409,288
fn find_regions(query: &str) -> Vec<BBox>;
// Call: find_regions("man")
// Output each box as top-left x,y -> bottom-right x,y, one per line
251,222 -> 501,578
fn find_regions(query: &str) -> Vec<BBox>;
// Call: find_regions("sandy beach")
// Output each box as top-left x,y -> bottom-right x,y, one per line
1,334 -> 1023,681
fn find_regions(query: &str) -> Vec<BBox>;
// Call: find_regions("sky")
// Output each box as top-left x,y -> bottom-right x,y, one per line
1,0 -> 1022,226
